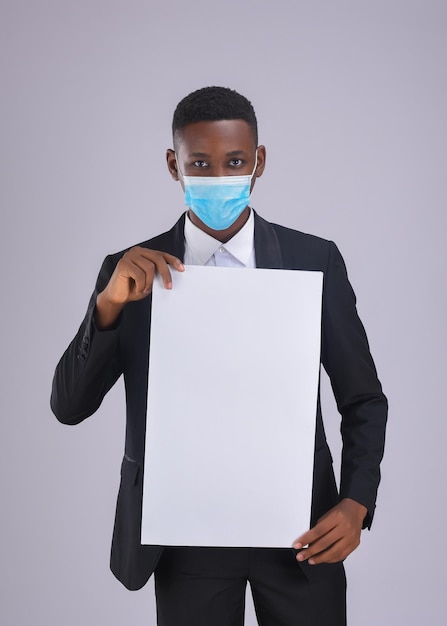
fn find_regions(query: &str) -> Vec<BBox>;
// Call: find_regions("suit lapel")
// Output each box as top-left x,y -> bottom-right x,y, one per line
168,213 -> 187,259
253,211 -> 284,269
143,213 -> 186,260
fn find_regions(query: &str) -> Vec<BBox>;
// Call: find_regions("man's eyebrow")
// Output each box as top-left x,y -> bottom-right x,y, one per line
188,150 -> 249,158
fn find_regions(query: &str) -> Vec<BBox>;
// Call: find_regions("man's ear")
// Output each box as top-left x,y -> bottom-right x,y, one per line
255,145 -> 266,178
166,149 -> 179,181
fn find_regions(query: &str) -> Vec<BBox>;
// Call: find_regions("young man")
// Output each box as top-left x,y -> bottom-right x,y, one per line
51,86 -> 387,626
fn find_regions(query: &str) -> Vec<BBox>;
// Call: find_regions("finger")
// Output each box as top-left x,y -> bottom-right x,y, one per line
297,524 -> 361,565
140,251 -> 183,290
163,252 -> 185,271
308,531 -> 360,565
295,526 -> 341,562
132,248 -> 172,295
304,538 -> 347,565
121,248 -> 185,292
142,260 -> 156,294
153,253 -> 174,289
126,260 -> 153,296
293,516 -> 337,550
138,249 -> 185,272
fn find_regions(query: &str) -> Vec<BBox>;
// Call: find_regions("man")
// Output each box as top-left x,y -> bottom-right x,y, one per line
51,86 -> 387,625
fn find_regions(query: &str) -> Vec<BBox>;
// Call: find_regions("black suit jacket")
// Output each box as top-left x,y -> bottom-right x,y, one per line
51,212 -> 387,590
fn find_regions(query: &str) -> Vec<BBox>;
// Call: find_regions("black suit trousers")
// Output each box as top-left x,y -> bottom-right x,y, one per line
154,546 -> 346,626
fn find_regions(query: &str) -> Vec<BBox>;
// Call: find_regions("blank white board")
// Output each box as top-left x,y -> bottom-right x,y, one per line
141,266 -> 323,547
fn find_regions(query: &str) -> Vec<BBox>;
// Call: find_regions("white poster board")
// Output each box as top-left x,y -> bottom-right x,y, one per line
141,266 -> 323,547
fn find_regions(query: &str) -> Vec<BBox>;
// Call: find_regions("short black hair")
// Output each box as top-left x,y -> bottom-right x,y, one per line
172,86 -> 258,146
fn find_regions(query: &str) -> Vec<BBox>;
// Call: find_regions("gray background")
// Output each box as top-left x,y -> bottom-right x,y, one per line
1,0 -> 446,624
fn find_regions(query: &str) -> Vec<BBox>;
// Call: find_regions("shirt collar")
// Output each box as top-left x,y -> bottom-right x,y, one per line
184,209 -> 255,266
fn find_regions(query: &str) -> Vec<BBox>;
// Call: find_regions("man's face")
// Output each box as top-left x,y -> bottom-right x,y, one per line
166,119 -> 266,238
173,119 -> 261,182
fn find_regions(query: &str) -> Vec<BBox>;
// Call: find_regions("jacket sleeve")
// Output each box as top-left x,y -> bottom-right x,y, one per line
321,241 -> 388,528
50,255 -> 123,425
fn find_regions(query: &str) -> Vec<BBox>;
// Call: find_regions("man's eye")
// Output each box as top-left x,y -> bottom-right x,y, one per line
193,160 -> 208,168
229,159 -> 243,167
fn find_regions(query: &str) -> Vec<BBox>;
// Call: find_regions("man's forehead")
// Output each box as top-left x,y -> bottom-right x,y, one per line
174,119 -> 256,150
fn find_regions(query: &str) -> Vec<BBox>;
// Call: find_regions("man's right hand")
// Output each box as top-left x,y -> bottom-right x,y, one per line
95,247 -> 185,329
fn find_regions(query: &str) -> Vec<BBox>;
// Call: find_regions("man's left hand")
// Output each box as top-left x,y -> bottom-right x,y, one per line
293,498 -> 367,565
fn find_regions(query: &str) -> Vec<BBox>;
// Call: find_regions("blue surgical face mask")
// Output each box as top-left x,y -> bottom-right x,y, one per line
176,154 -> 258,231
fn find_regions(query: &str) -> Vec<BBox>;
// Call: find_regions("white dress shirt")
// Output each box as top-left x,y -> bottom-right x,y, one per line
183,209 -> 256,268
